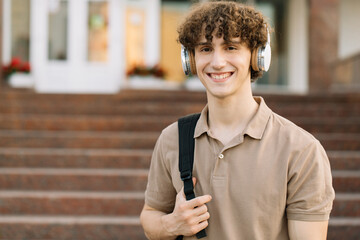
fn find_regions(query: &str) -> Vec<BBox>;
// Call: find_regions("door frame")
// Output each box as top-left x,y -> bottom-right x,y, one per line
30,0 -> 125,93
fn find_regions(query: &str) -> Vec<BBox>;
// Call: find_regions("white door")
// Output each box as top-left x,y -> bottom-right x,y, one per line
31,0 -> 125,93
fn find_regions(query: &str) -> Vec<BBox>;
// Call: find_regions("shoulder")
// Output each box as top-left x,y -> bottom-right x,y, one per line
268,111 -> 329,171
154,121 -> 179,160
159,121 -> 179,144
268,111 -> 320,151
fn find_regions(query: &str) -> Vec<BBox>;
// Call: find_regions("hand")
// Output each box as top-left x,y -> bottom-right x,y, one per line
162,177 -> 212,237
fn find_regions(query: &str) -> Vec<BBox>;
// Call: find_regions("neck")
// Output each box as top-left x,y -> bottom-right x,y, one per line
206,83 -> 258,144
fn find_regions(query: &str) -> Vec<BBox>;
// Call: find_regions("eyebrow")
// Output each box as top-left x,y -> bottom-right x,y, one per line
196,41 -> 242,46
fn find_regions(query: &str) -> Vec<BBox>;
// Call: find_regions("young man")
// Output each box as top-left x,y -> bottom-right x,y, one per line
140,1 -> 335,239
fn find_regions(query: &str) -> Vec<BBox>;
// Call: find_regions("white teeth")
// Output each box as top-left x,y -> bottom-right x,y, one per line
210,73 -> 231,80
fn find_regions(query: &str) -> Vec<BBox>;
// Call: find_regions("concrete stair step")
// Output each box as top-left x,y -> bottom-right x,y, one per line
0,148 -> 358,170
2,89 -> 359,103
0,215 -> 146,240
0,148 -> 152,169
0,191 -> 144,216
0,130 -> 359,150
288,117 -> 360,133
328,151 -> 360,170
0,114 -> 359,133
0,216 -> 357,240
0,168 -> 148,191
328,217 -> 360,240
0,130 -> 159,149
270,104 -> 360,118
332,193 -> 360,217
316,133 -> 360,151
0,167 -> 358,193
0,102 -> 205,116
332,170 -> 360,193
0,114 -> 177,132
0,191 -> 357,218
1,101 -> 360,117
0,89 -> 207,103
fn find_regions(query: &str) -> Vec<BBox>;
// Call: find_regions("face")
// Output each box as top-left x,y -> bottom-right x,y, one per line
194,35 -> 252,99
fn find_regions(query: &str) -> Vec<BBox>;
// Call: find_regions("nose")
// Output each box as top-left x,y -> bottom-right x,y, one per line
210,49 -> 226,70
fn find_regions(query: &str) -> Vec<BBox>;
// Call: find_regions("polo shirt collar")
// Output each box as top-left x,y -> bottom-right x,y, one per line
244,96 -> 272,140
194,106 -> 210,138
194,96 -> 272,140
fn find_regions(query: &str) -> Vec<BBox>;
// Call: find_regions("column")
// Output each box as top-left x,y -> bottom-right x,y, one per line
287,0 -> 308,93
144,0 -> 160,67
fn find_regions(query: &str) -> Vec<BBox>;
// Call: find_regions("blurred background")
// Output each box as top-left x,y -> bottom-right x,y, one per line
1,0 -> 359,93
0,0 -> 359,240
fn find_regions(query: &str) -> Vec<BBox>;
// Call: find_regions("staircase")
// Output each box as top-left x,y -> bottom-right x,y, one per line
0,88 -> 359,239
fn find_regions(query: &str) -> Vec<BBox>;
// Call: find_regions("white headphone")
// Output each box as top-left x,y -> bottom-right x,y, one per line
181,27 -> 271,75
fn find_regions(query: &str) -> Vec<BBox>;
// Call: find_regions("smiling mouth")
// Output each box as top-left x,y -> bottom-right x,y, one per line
208,72 -> 233,82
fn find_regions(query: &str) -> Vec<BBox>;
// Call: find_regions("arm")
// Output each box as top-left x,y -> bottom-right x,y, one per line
140,204 -> 175,240
288,220 -> 328,240
140,178 -> 212,240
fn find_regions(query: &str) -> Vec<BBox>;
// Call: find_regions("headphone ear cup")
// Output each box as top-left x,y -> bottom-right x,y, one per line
189,51 -> 197,75
251,44 -> 271,72
251,48 -> 260,71
181,45 -> 197,76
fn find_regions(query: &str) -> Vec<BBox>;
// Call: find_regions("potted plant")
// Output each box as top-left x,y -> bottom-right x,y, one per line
2,57 -> 33,88
126,64 -> 170,89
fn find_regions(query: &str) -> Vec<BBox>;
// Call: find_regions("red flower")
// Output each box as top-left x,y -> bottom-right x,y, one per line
2,57 -> 31,80
20,62 -> 31,72
10,58 -> 21,67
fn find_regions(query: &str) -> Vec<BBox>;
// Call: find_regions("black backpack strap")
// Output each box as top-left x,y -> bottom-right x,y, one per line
177,113 -> 206,239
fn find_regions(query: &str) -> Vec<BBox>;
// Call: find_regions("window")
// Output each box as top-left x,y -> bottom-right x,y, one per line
11,0 -> 30,61
87,1 -> 109,62
48,0 -> 68,61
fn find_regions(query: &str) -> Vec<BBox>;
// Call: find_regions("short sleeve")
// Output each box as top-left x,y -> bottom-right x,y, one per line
145,130 -> 177,213
286,140 -> 335,221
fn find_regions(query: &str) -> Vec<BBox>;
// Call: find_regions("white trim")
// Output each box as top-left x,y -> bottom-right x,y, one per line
144,0 -> 160,67
287,0 -> 308,94
31,0 -> 47,91
2,0 -> 11,63
109,0 -> 125,89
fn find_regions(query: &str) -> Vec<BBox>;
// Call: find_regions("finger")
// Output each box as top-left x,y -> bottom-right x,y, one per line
187,195 -> 212,209
196,211 -> 210,224
193,220 -> 209,234
193,204 -> 208,216
192,177 -> 196,187
176,186 -> 187,202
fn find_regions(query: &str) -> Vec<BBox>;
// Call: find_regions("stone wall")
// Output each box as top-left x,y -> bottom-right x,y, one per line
309,0 -> 339,93
0,0 -> 3,81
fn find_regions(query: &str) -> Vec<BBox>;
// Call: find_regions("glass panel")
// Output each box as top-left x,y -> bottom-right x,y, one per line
48,0 -> 68,60
160,2 -> 192,82
255,0 -> 288,87
11,0 -> 31,61
125,6 -> 145,68
88,1 -> 109,62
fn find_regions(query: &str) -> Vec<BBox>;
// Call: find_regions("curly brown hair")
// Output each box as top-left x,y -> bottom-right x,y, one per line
177,1 -> 270,80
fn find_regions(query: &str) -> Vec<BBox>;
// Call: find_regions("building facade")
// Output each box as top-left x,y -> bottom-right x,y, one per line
1,0 -> 359,93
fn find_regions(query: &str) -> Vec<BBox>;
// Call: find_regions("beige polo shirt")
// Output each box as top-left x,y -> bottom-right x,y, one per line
145,97 -> 335,240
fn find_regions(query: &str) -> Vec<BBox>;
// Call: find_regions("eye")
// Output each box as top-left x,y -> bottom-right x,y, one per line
200,47 -> 212,52
227,46 -> 237,51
